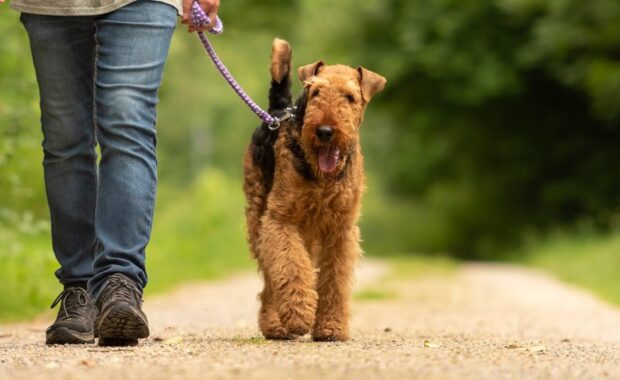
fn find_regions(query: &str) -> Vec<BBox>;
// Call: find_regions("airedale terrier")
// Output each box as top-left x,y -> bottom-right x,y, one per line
243,38 -> 386,341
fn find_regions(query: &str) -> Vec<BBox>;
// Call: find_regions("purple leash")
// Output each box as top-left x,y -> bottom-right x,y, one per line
190,2 -> 290,130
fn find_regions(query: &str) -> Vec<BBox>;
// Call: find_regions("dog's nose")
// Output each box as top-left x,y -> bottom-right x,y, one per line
316,125 -> 333,142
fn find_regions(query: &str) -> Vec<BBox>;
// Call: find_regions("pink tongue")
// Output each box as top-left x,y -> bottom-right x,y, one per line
318,147 -> 340,173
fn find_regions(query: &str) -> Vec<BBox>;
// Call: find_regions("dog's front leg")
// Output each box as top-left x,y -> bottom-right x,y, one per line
257,216 -> 317,337
257,271 -> 289,340
313,226 -> 361,341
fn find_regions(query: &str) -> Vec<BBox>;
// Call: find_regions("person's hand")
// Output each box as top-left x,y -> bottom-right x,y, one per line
182,0 -> 220,33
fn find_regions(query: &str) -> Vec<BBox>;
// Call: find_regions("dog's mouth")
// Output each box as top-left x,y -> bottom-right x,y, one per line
318,145 -> 340,173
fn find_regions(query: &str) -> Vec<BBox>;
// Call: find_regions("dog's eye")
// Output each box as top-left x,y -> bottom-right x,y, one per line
345,94 -> 356,104
311,89 -> 320,98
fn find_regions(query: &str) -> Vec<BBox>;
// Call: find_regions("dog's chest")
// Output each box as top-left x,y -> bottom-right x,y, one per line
295,184 -> 357,235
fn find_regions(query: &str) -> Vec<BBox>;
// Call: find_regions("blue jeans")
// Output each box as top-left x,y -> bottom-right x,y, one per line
20,1 -> 177,297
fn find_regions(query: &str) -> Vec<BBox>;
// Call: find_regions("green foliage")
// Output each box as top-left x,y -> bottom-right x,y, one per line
0,169 -> 251,321
0,229 -> 58,321
0,10 -> 47,231
146,168 -> 252,294
518,229 -> 620,305
347,0 -> 620,257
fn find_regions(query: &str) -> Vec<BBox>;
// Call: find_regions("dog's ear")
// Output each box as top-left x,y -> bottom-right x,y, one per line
357,66 -> 386,103
298,61 -> 324,83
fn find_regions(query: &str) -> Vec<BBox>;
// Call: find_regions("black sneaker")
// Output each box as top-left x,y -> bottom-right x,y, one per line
46,285 -> 97,345
95,273 -> 149,346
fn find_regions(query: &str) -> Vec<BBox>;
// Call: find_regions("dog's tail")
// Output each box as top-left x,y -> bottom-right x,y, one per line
268,38 -> 293,113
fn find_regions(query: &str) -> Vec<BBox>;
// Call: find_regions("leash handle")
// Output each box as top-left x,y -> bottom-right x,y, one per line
189,0 -> 280,127
190,1 -> 223,34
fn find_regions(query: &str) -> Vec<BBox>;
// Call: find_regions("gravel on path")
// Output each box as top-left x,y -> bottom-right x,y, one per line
1,259 -> 618,380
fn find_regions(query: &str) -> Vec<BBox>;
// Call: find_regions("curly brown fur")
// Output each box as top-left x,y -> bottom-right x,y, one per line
243,38 -> 386,341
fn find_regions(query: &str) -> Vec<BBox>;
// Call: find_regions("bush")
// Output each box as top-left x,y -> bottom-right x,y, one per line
349,0 -> 620,257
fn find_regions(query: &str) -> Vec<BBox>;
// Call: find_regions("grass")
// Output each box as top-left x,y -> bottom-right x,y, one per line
231,336 -> 269,345
354,289 -> 398,301
0,168 -> 252,322
517,231 -> 620,306
355,255 -> 457,302
389,255 -> 457,279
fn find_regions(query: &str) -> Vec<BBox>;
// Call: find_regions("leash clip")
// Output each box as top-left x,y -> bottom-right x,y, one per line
267,106 -> 297,131
267,118 -> 280,131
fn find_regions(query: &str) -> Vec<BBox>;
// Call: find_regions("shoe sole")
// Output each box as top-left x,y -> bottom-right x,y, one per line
96,302 -> 149,346
46,327 -> 95,345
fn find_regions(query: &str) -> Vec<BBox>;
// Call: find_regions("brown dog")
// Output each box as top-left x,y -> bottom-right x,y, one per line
243,38 -> 386,341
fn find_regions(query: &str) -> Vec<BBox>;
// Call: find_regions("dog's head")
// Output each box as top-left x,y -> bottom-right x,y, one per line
297,62 -> 386,177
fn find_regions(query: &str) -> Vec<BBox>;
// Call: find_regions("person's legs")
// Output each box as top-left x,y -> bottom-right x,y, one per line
89,1 -> 176,345
88,0 -> 176,297
21,13 -> 99,345
20,13 -> 98,286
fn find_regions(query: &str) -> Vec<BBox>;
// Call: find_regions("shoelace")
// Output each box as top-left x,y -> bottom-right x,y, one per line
50,287 -> 89,319
107,277 -> 143,305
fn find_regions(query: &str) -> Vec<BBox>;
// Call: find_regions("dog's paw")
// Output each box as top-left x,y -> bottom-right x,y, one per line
278,305 -> 315,336
279,312 -> 313,336
312,330 -> 349,342
262,326 -> 293,340
259,306 -> 294,340
276,287 -> 317,336
312,323 -> 349,342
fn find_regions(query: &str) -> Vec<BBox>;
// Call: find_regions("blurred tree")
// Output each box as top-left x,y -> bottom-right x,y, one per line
345,0 -> 620,257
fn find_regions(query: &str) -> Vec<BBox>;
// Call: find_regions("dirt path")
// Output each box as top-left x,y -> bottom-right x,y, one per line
1,259 -> 619,379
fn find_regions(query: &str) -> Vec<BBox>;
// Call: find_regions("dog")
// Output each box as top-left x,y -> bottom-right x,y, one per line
243,38 -> 386,341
